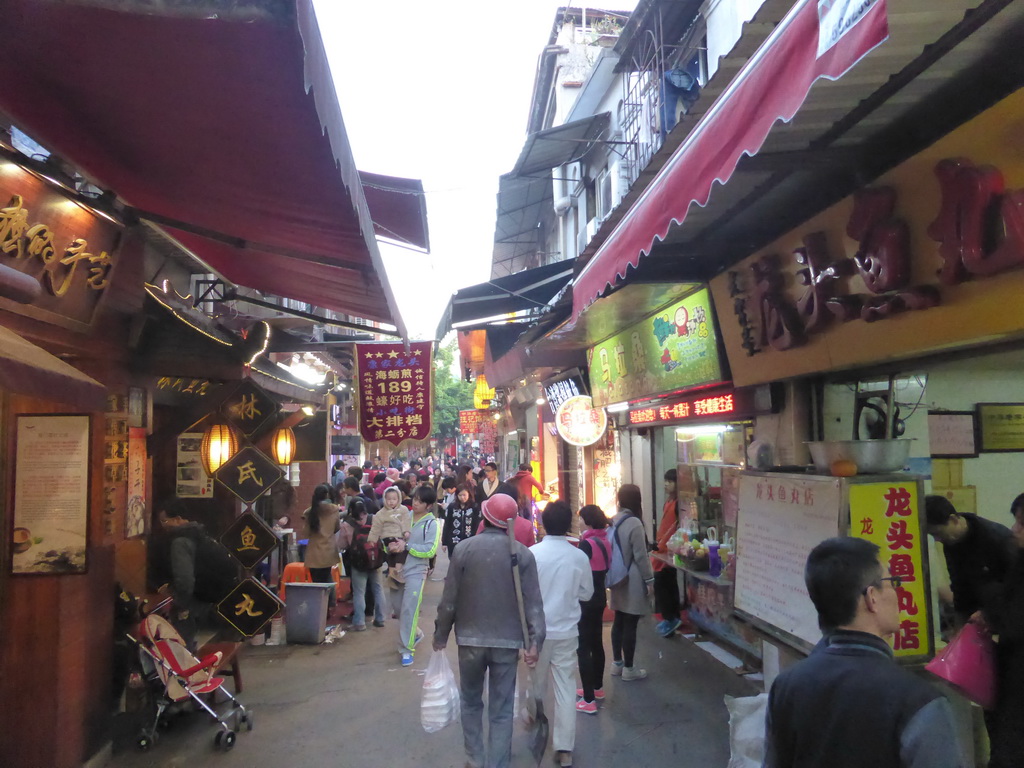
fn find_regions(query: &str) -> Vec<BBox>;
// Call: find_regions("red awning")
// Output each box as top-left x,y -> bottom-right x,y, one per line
572,0 -> 889,320
0,0 -> 414,335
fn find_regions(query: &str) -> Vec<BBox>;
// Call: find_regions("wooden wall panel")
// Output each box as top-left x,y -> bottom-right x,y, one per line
0,395 -> 113,768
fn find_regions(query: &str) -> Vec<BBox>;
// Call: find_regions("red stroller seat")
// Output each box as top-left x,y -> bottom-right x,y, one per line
131,614 -> 252,751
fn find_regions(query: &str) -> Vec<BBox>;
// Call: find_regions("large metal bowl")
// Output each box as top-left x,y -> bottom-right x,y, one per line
805,439 -> 913,474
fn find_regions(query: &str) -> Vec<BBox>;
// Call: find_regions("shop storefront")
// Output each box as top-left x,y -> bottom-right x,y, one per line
0,5 -> 418,766
0,154 -> 138,768
620,384 -> 779,654
701,88 -> 1024,686
587,286 -> 728,524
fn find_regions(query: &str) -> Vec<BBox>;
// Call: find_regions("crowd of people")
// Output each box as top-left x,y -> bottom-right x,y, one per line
310,456 -> 662,767
153,452 -> 1024,767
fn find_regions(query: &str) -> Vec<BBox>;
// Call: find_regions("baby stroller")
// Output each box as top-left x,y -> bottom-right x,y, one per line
127,612 -> 253,751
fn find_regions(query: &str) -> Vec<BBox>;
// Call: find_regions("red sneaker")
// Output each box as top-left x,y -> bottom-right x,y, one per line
575,699 -> 598,715
576,688 -> 605,700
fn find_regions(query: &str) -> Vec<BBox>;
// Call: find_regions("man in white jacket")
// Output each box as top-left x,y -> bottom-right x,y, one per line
529,501 -> 594,768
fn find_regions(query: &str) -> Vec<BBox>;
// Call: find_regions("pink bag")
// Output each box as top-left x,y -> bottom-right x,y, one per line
924,621 -> 996,709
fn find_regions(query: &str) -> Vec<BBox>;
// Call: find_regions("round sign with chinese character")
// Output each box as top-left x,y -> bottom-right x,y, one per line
555,395 -> 607,447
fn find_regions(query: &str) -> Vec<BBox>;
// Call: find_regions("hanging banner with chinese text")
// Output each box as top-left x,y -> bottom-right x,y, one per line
459,409 -> 482,434
356,341 -> 433,447
848,481 -> 932,662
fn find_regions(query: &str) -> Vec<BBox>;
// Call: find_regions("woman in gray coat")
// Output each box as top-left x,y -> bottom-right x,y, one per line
608,484 -> 653,681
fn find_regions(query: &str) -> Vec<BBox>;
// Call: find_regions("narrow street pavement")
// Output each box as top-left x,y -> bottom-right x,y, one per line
109,554 -> 760,768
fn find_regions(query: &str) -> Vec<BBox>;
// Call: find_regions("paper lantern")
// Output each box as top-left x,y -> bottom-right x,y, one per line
473,374 -> 495,410
200,420 -> 239,476
270,426 -> 296,465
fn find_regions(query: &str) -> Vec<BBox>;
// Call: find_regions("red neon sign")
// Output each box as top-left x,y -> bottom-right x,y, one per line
628,390 -> 738,426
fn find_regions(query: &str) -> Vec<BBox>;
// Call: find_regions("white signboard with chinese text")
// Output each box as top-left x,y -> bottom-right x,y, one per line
13,415 -> 90,574
735,473 -> 842,648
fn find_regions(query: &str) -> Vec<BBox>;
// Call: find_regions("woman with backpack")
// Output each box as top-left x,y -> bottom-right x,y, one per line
341,499 -> 386,631
575,504 -> 611,714
607,484 -> 653,682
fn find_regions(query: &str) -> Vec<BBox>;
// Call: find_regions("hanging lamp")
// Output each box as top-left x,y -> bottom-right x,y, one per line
473,374 -> 495,410
270,426 -> 297,466
200,419 -> 239,476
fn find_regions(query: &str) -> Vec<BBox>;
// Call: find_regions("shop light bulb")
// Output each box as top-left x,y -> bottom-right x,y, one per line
606,402 -> 629,413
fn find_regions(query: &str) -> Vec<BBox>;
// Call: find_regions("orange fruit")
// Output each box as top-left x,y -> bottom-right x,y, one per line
830,459 -> 858,477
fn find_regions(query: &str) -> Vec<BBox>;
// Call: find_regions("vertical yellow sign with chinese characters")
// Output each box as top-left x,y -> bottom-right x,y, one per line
849,482 -> 933,662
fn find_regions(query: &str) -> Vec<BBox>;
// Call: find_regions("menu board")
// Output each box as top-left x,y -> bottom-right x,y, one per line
12,415 -> 90,574
734,473 -> 842,649
927,411 -> 977,457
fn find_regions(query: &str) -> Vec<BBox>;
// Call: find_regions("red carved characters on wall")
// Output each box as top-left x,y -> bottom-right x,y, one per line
734,181 -> 941,354
928,157 -> 1024,283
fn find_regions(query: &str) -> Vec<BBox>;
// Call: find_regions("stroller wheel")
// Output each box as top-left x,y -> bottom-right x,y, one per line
137,732 -> 157,751
222,731 -> 237,751
239,711 -> 254,732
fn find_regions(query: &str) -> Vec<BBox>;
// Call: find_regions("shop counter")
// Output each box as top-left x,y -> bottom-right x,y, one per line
652,552 -> 733,586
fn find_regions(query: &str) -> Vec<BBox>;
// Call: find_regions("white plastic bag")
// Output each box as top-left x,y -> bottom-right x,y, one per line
725,693 -> 768,768
421,650 -> 461,733
514,666 -> 533,724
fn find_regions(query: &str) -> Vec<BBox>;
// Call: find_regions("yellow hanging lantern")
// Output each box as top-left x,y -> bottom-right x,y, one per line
200,419 -> 239,476
473,374 -> 495,410
270,426 -> 297,466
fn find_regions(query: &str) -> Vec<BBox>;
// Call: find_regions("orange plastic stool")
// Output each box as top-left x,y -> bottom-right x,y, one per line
278,562 -> 311,601
331,565 -> 352,602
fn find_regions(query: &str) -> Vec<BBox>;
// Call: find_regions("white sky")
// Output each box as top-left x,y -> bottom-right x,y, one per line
313,1 -> 637,341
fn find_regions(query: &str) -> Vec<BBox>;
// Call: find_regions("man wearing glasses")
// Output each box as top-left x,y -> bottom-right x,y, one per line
764,537 -> 969,767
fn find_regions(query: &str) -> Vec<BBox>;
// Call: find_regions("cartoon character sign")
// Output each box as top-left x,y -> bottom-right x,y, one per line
586,288 -> 723,407
674,305 -> 690,336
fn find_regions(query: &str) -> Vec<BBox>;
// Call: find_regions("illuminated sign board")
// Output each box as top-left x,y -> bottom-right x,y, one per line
544,375 -> 585,416
555,395 -> 607,447
626,386 -> 777,428
587,287 -> 724,408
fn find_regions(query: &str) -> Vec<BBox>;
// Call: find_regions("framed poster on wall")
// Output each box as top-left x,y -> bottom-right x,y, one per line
977,403 -> 1024,452
11,415 -> 91,575
927,411 -> 978,458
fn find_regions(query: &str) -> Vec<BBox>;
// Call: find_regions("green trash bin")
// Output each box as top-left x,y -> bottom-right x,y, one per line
285,582 -> 334,644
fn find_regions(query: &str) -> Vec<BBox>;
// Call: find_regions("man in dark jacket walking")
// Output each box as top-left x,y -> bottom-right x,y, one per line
764,537 -> 968,768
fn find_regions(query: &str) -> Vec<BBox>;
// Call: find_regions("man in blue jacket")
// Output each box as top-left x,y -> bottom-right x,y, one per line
764,537 -> 969,768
